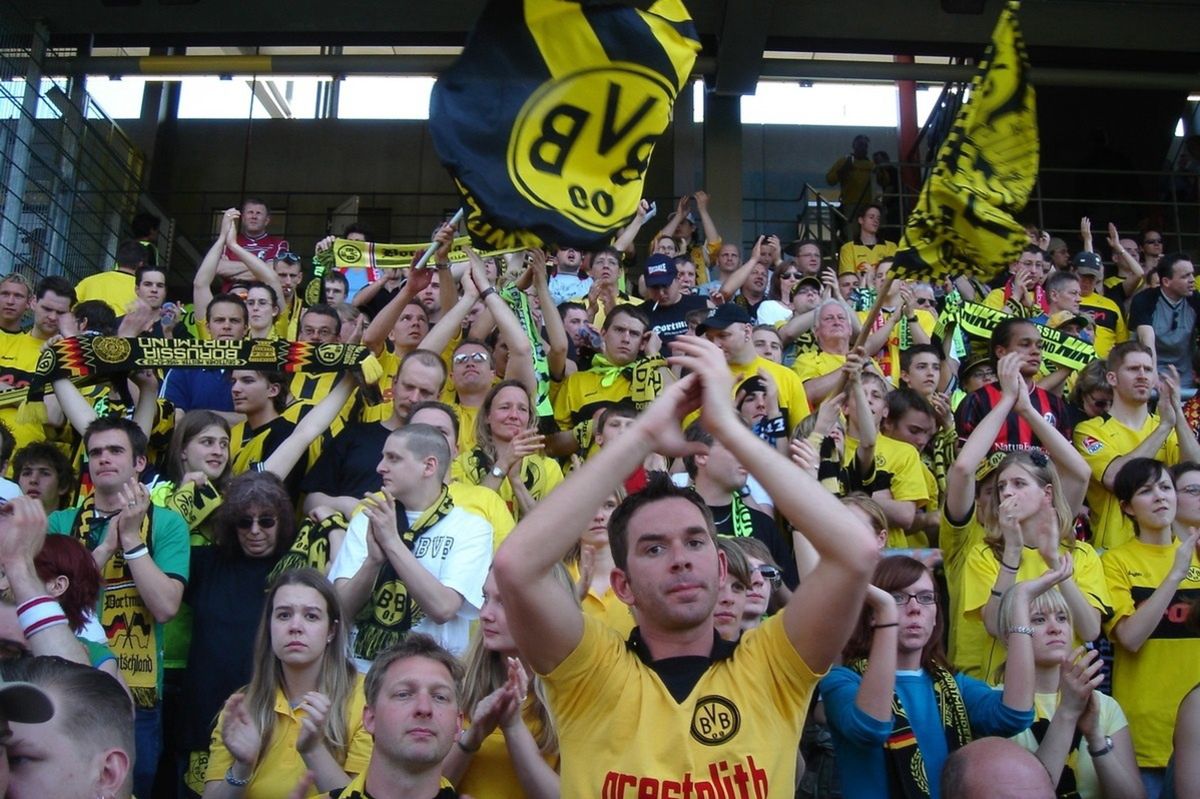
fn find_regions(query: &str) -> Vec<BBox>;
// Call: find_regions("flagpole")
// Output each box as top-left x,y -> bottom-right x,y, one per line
413,207 -> 465,270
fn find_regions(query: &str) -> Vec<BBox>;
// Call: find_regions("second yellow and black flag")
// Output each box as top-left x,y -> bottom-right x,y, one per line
893,0 -> 1038,282
430,0 -> 700,252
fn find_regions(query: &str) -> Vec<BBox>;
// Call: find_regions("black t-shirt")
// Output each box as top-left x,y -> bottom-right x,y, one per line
180,549 -> 278,749
647,293 -> 708,348
300,421 -> 392,499
708,501 -> 798,588
362,285 -> 400,321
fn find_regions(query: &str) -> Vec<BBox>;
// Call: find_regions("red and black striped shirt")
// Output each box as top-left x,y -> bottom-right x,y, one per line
956,382 -> 1072,454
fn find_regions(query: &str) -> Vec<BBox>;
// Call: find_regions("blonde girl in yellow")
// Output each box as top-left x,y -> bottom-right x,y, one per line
442,568 -> 564,798
960,447 -> 1111,684
203,569 -> 372,798
567,487 -> 635,637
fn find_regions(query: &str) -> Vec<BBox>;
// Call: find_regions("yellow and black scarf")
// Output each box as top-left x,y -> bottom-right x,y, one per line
271,512 -> 350,578
70,495 -> 159,708
848,658 -> 972,799
589,354 -> 667,410
352,487 -> 455,662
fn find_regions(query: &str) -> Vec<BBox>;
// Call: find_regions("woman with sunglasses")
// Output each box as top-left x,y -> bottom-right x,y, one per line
757,265 -> 814,326
179,472 -> 300,796
821,555 -> 1042,799
453,380 -> 562,520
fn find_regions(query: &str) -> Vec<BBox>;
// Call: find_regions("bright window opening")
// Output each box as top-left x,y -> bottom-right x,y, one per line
336,76 -> 435,120
692,80 -> 945,128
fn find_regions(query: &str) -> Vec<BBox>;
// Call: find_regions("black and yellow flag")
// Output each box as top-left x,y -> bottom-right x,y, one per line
430,0 -> 700,251
893,1 -> 1038,282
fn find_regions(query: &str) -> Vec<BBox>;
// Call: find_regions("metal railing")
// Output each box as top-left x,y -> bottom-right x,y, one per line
740,163 -> 1200,263
0,1 -> 147,285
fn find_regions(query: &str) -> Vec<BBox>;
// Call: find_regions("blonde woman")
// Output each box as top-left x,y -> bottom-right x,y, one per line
442,568 -> 566,798
960,450 -> 1110,683
203,569 -> 371,798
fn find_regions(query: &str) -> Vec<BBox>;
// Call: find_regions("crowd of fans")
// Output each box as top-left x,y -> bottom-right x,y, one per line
0,184 -> 1195,799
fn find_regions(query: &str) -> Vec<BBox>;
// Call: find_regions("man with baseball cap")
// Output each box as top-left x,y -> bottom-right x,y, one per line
1074,250 -> 1127,357
642,253 -> 708,349
697,303 -> 811,432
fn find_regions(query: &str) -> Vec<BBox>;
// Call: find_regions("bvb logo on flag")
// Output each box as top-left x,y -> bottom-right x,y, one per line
507,63 -> 677,233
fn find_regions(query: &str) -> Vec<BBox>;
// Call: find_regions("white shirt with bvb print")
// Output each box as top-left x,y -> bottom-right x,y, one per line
328,506 -> 492,671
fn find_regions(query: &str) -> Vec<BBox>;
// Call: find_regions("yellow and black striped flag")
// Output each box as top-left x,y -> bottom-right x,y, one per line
430,0 -> 700,252
893,1 -> 1038,282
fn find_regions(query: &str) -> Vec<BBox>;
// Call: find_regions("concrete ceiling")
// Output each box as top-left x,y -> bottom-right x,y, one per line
15,0 -> 1200,89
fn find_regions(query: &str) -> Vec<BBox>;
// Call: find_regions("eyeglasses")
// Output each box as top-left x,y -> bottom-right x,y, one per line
453,351 -> 489,364
780,272 -> 802,280
236,515 -> 277,530
914,297 -> 934,306
244,298 -> 274,308
891,591 -> 937,606
1178,486 -> 1200,496
757,565 -> 782,587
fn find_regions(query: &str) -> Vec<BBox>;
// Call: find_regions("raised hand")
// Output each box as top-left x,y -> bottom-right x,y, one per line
221,693 -> 262,769
295,691 -> 333,755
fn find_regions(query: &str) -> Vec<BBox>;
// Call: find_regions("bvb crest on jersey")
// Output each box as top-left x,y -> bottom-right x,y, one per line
431,0 -> 700,252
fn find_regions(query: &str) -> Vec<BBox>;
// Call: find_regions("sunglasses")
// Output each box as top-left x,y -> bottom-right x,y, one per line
1144,238 -> 1163,245
757,564 -> 783,587
235,515 -> 277,530
276,252 -> 302,264
780,272 -> 802,280
453,351 -> 489,364
914,297 -> 934,306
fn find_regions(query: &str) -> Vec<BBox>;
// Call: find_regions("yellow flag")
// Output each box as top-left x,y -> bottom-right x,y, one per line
893,1 -> 1037,282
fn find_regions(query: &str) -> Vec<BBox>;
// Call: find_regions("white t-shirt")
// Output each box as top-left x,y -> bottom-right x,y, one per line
328,505 -> 493,671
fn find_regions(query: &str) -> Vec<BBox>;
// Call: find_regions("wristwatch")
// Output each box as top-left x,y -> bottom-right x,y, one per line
490,465 -> 506,479
1088,736 -> 1114,758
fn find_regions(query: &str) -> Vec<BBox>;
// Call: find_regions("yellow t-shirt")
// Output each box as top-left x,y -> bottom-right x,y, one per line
1079,292 -> 1128,359
543,613 -> 819,799
1010,690 -> 1129,799
791,351 -> 846,385
552,368 -> 636,431
455,698 -> 559,799
728,356 -> 810,433
450,401 -> 480,455
566,560 -> 636,639
845,435 -> 930,548
942,510 -> 989,668
837,239 -> 897,272
451,450 -> 564,521
274,295 -> 303,340
448,481 -> 516,553
1075,413 -> 1180,551
75,270 -> 137,315
0,330 -> 48,456
1102,537 -> 1200,768
961,542 -> 1112,683
205,676 -> 374,797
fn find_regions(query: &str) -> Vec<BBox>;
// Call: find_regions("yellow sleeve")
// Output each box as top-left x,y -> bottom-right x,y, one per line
342,677 -> 374,776
1074,418 -> 1119,484
983,288 -> 1007,310
882,443 -> 929,504
838,242 -> 857,272
204,707 -> 233,783
962,543 -> 1001,615
552,375 -> 575,431
1072,543 -> 1114,616
1102,546 -> 1136,635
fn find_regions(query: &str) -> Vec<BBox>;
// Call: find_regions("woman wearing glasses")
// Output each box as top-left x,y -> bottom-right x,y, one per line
453,380 -> 563,520
756,264 -> 814,326
820,555 -> 1041,799
179,472 -> 300,796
